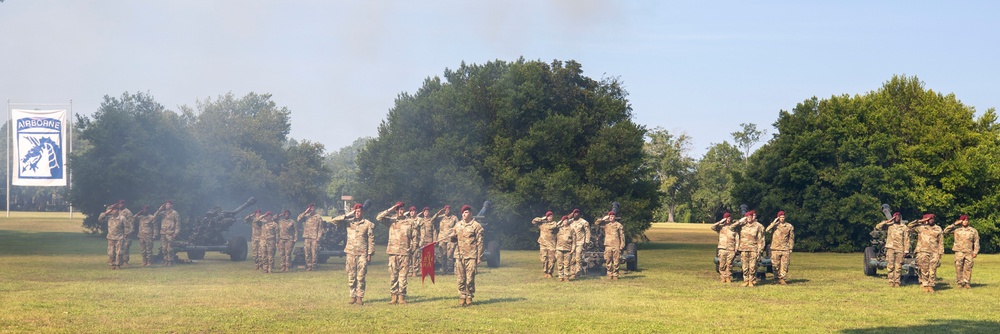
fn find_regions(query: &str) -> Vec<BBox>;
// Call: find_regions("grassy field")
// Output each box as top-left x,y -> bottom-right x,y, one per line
1,213 -> 998,333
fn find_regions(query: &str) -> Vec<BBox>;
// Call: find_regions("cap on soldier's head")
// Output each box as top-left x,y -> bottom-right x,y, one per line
395,201 -> 404,208
354,203 -> 363,210
282,209 -> 290,216
561,215 -> 569,220
960,214 -> 969,220
545,211 -> 553,217
142,205 -> 149,211
608,211 -> 615,216
572,208 -> 580,214
165,200 -> 172,204
118,199 -> 125,205
254,209 -> 261,215
892,212 -> 900,218
263,211 -> 272,217
307,203 -> 315,209
745,210 -> 755,217
777,211 -> 785,217
423,207 -> 430,212
723,212 -> 731,218
461,205 -> 472,213
923,213 -> 935,220
444,205 -> 451,210
409,206 -> 416,211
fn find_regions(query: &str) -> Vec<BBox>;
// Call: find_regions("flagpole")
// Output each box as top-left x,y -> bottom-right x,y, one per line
68,99 -> 73,219
6,99 -> 10,218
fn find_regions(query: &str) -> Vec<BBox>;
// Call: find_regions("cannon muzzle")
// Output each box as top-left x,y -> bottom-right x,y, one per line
225,197 -> 257,215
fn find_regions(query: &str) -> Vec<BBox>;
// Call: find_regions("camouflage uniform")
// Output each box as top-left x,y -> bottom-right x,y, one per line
260,216 -> 278,273
135,213 -> 157,266
568,217 -> 591,277
156,208 -> 180,266
99,210 -> 127,269
531,215 -> 559,278
441,213 -> 483,305
377,208 -> 417,302
330,210 -> 376,304
874,219 -> 910,286
412,212 -> 436,276
435,213 -> 459,273
277,216 -> 298,272
711,217 -> 739,282
766,219 -> 794,284
554,219 -> 576,281
734,216 -> 765,286
298,210 -> 325,271
908,220 -> 943,291
595,215 -> 625,279
943,222 -> 980,288
119,207 -> 134,265
250,214 -> 265,269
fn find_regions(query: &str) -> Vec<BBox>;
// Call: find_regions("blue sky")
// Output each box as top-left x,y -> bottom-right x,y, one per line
2,1 -> 997,156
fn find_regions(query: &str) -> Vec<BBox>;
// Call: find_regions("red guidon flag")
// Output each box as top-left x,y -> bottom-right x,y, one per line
421,242 -> 436,284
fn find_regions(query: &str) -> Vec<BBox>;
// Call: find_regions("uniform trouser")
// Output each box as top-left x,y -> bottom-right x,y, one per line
140,237 -> 154,265
438,242 -> 456,272
160,235 -> 175,264
771,250 -> 790,280
410,248 -> 421,276
604,248 -> 621,277
556,250 -> 573,279
571,243 -> 586,276
346,254 -> 369,298
107,239 -> 124,267
251,236 -> 261,266
279,239 -> 295,269
389,254 -> 410,296
539,248 -> 556,275
885,248 -> 905,284
954,251 -> 975,285
718,249 -> 735,280
262,238 -> 276,271
741,251 -> 761,283
304,238 -> 319,268
916,252 -> 937,287
123,239 -> 132,264
456,258 -> 477,298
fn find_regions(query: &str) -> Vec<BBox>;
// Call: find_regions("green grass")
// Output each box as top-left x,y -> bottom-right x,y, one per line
1,215 -> 998,333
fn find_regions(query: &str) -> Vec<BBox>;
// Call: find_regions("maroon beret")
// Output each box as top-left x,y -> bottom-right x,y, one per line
959,214 -> 968,220
723,212 -> 731,218
545,211 -> 553,216
461,205 -> 472,213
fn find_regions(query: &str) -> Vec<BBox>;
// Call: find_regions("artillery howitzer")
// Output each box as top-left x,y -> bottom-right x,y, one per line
167,197 -> 255,262
474,201 -> 501,268
581,202 -> 638,274
862,204 -> 918,281
712,204 -> 773,280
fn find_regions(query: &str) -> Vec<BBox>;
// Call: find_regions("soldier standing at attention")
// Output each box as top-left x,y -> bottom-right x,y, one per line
595,211 -> 625,280
908,214 -> 944,293
765,211 -> 794,285
943,215 -> 979,289
330,203 -> 376,305
531,211 -> 559,278
439,205 -> 484,306
407,206 -> 422,277
874,212 -> 909,287
711,212 -> 737,283
414,207 -> 438,277
733,210 -> 765,287
277,210 -> 298,272
298,204 -> 325,271
116,200 -> 134,266
133,206 -> 157,266
377,202 -> 417,305
99,205 -> 127,270
155,201 -> 180,266
434,205 -> 459,273
260,212 -> 278,273
554,215 -> 575,282
568,209 -> 591,278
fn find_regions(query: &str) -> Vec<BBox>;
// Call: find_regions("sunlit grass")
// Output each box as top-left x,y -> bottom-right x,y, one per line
0,217 -> 997,333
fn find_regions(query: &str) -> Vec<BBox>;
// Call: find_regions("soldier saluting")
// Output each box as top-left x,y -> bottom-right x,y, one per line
330,203 -> 376,305
554,215 -> 575,282
567,209 -> 591,279
298,204 -> 324,271
733,210 -> 764,287
439,205 -> 484,306
277,210 -> 298,273
99,204 -> 127,270
376,202 -> 417,305
154,200 -> 180,266
133,205 -> 157,266
765,211 -> 794,285
874,212 -> 909,287
711,212 -> 738,283
531,211 -> 559,279
594,211 -> 625,280
434,205 -> 459,273
908,214 -> 944,293
943,215 -> 979,289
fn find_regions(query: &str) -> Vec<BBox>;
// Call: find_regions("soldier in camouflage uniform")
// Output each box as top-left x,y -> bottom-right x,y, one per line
568,209 -> 591,278
554,215 -> 575,282
260,212 -> 278,273
154,201 -> 180,266
711,212 -> 737,283
331,203 -> 376,305
908,214 -> 944,292
531,211 -> 559,278
874,212 -> 909,287
116,200 -> 134,266
439,205 -> 484,306
943,215 -> 980,289
434,205 -> 459,273
99,205 -> 127,270
413,207 -> 438,277
251,209 -> 267,270
733,210 -> 765,287
595,211 -> 625,280
298,204 -> 325,271
407,206 -> 423,277
132,206 -> 157,266
377,202 -> 417,305
277,209 -> 298,272
765,211 -> 794,285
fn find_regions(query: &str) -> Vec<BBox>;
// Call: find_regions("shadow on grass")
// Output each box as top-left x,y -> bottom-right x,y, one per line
639,242 -> 714,251
474,297 -> 527,305
0,230 -> 100,255
784,278 -> 811,284
407,295 -> 455,304
840,319 -> 1000,334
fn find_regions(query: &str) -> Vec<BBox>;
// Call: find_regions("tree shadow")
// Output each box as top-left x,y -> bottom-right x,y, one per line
840,319 -> 1000,334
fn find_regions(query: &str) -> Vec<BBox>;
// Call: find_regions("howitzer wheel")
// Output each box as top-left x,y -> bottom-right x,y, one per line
863,246 -> 877,276
228,236 -> 248,261
485,240 -> 500,268
187,250 -> 206,260
625,243 -> 638,271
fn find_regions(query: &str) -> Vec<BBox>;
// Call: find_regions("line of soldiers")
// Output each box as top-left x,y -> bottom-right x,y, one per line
244,209 -> 299,273
97,200 -> 181,269
875,213 -> 980,292
531,209 -> 625,281
712,210 -> 795,286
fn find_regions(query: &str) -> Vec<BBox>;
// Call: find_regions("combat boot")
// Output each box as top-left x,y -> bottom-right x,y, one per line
778,279 -> 787,285
965,283 -> 972,289
349,296 -> 356,305
459,297 -> 466,306
466,297 -> 472,306
356,297 -> 364,305
389,294 -> 397,304
398,295 -> 407,305
741,281 -> 749,287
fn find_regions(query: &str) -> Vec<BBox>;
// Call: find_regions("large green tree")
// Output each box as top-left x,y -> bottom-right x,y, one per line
690,141 -> 743,221
357,59 -> 660,248
644,127 -> 695,222
324,137 -> 371,210
735,75 -> 1000,252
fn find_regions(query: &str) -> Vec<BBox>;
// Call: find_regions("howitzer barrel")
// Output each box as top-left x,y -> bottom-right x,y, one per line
225,197 -> 257,215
